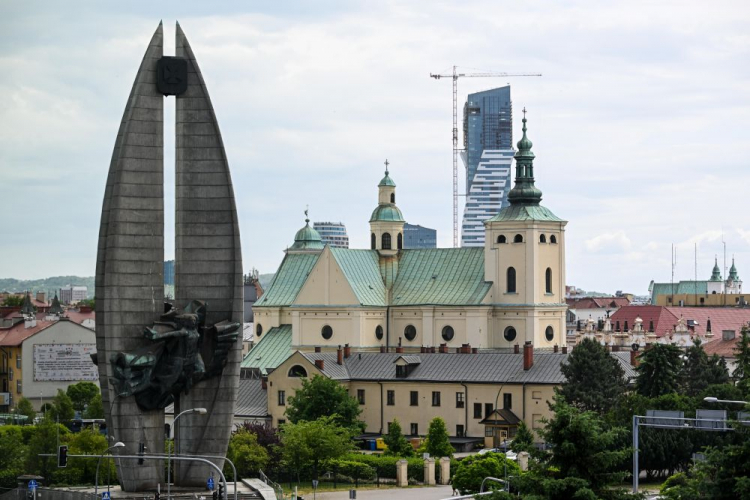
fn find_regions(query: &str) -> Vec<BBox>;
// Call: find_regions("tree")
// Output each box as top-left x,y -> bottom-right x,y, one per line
64,427 -> 112,484
422,417 -> 454,458
680,339 -> 729,397
84,394 -> 105,419
2,295 -> 24,307
636,344 -> 683,398
734,327 -> 750,397
451,453 -> 520,494
539,399 -> 630,495
50,389 -> 75,423
559,338 -> 626,413
16,397 -> 36,423
280,416 -> 353,481
383,419 -> 413,457
226,429 -> 269,480
285,375 -> 363,431
0,426 -> 27,488
67,382 -> 100,413
236,422 -> 282,474
510,421 -> 534,454
26,418 -> 70,480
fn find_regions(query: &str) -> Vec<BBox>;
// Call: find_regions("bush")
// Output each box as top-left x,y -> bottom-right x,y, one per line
451,452 -> 521,495
324,459 -> 375,480
337,453 -> 426,482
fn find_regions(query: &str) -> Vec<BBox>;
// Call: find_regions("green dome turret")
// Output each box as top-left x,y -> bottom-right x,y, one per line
379,170 -> 396,187
290,210 -> 324,250
370,205 -> 404,222
729,257 -> 739,282
710,257 -> 722,281
507,109 -> 543,206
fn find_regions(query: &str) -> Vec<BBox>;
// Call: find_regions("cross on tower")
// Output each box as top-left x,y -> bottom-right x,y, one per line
384,159 -> 389,174
522,107 -> 527,118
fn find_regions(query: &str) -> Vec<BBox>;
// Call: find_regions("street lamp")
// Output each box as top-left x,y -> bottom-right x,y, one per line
168,408 -> 208,499
704,397 -> 749,405
95,442 -> 125,496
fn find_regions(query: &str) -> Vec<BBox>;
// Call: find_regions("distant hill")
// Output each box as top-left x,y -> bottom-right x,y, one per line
0,276 -> 95,299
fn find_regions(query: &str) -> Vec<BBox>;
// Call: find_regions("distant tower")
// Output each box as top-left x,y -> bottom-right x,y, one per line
484,111 -> 567,347
727,257 -> 742,294
313,222 -> 350,248
461,86 -> 514,247
369,161 -> 404,256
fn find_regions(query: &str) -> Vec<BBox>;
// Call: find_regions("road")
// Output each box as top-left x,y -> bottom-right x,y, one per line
312,485 -> 454,500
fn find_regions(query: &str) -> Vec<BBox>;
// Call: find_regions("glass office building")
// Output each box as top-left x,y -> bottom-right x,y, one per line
313,222 -> 350,248
403,223 -> 437,249
461,86 -> 513,247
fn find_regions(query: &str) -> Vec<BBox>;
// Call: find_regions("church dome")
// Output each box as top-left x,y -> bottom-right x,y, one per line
290,215 -> 324,250
378,170 -> 396,187
370,205 -> 404,223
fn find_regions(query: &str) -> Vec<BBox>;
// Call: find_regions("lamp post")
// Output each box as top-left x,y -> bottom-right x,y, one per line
95,442 -> 125,496
703,397 -> 749,405
168,408 -> 207,499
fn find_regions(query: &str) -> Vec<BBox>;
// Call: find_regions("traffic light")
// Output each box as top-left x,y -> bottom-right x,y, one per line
218,484 -> 224,500
154,491 -> 160,500
58,445 -> 68,468
212,490 -> 218,500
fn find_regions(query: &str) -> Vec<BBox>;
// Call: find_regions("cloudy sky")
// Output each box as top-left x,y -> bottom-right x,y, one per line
1,1 -> 749,295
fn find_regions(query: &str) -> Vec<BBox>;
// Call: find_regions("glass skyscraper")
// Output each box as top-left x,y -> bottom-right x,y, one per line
403,223 -> 437,248
461,86 -> 514,247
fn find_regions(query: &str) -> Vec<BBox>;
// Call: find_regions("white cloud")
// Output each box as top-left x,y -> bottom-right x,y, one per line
585,231 -> 632,254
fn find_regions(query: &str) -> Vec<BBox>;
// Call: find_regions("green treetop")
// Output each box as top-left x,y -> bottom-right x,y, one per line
636,343 -> 683,398
285,375 -> 363,431
559,337 -> 626,413
383,418 -> 413,457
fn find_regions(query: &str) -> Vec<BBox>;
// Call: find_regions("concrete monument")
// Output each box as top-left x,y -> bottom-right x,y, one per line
95,22 -> 242,491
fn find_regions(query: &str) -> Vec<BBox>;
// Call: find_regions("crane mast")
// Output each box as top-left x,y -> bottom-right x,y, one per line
430,66 -> 541,247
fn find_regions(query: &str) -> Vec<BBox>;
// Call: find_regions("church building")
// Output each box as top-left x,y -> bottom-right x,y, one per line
252,113 -> 567,358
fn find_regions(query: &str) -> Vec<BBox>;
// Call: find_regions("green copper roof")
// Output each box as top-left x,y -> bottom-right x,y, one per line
391,248 -> 491,306
291,217 -> 324,250
507,110 -> 543,206
379,169 -> 396,187
729,258 -> 740,281
486,204 -> 564,223
240,325 -> 292,375
710,258 -> 722,281
370,205 -> 405,222
255,253 -> 320,307
650,281 -> 710,304
49,294 -> 64,315
330,248 -> 387,306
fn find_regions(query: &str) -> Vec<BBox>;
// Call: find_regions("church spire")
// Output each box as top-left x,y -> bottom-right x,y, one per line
507,109 -> 543,206
710,256 -> 722,281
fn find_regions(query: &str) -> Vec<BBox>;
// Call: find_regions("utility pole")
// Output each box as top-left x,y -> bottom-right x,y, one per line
430,66 -> 541,247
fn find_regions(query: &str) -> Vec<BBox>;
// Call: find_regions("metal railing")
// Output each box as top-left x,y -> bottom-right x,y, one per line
258,470 -> 283,500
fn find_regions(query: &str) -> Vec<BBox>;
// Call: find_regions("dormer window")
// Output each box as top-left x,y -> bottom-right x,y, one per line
394,355 -> 421,378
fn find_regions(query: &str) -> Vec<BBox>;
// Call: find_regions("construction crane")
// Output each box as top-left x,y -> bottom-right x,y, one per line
430,66 -> 542,247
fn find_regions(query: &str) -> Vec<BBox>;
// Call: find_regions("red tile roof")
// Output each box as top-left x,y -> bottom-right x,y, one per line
609,306 -> 680,337
64,309 -> 95,327
0,313 -> 55,346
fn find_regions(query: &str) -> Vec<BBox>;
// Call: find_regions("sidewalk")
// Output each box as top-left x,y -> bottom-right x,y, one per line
313,485 -> 453,500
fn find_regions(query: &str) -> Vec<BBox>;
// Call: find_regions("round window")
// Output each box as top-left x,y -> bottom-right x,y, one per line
441,325 -> 454,342
321,325 -> 333,340
545,326 -> 554,342
404,325 -> 417,341
256,323 -> 263,337
375,325 -> 383,340
504,326 -> 517,342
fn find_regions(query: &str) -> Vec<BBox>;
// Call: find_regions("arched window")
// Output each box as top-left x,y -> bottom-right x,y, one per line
288,365 -> 308,377
550,235 -> 557,244
504,326 -> 517,342
545,268 -> 552,294
256,323 -> 263,337
390,193 -> 395,203
545,326 -> 554,342
404,325 -> 417,341
371,233 -> 376,249
539,234 -> 546,243
514,234 -> 523,243
397,233 -> 403,250
321,325 -> 333,340
382,232 -> 392,250
507,267 -> 516,293
497,235 -> 507,244
375,325 -> 383,340
441,325 -> 454,342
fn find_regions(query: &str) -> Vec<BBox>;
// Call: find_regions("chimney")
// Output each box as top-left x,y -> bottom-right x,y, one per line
514,344 -> 520,354
523,342 -> 533,370
439,343 -> 447,354
315,359 -> 325,371
553,344 -> 559,353
261,377 -> 268,390
562,345 -> 568,354
379,346 -> 386,353
396,346 -> 404,353
455,347 -> 461,353
420,346 -> 426,353
344,344 -> 351,359
430,346 -> 436,354
612,344 -> 620,352
471,347 -> 478,354
461,343 -> 471,354
314,346 -> 321,353
630,350 -> 639,367
337,345 -> 343,365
